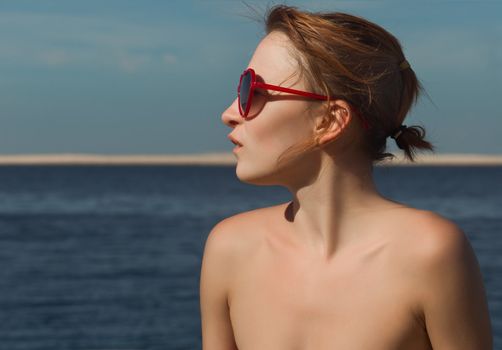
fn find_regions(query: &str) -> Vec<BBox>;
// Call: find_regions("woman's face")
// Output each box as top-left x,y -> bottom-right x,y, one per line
221,31 -> 323,187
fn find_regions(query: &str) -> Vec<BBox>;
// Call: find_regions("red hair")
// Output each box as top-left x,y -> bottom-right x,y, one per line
257,4 -> 435,164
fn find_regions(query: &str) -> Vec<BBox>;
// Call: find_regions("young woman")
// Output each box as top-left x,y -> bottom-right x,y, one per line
200,5 -> 492,350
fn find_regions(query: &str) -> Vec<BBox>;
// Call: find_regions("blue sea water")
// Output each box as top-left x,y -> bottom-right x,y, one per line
0,165 -> 500,350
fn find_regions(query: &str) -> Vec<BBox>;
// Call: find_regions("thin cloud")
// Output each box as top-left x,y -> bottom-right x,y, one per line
162,53 -> 177,65
117,53 -> 152,73
405,27 -> 501,74
0,11 -> 200,72
38,50 -> 71,65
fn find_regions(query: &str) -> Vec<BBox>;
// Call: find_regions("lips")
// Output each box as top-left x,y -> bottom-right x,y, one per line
227,134 -> 243,147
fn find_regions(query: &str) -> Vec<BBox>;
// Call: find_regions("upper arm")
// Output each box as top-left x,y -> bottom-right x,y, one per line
199,219 -> 239,350
415,215 -> 493,349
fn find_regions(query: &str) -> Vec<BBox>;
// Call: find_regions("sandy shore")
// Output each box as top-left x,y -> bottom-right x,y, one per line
0,153 -> 501,166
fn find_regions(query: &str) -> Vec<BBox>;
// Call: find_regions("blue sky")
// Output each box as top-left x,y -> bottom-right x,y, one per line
0,0 -> 500,155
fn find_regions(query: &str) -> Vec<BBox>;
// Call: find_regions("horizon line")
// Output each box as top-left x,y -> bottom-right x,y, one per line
0,152 -> 501,166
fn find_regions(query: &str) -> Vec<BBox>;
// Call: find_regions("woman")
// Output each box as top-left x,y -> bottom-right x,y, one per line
200,5 -> 492,349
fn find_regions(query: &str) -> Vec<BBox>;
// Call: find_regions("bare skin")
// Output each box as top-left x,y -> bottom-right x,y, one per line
227,202 -> 433,350
200,31 -> 493,349
201,201 -> 492,349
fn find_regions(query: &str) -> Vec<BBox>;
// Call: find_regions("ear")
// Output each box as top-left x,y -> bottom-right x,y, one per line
313,100 -> 353,147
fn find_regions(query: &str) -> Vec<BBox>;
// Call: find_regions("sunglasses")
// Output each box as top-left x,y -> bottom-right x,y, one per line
237,68 -> 370,130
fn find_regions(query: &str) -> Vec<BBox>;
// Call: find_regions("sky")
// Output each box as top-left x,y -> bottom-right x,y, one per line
0,0 -> 500,155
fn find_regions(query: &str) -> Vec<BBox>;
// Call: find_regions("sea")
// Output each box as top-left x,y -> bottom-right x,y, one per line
0,165 -> 500,350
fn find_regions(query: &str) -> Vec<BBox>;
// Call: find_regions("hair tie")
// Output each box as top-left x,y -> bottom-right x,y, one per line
399,59 -> 410,70
390,124 -> 407,140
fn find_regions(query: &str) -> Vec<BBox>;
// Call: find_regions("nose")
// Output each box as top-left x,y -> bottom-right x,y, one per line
221,97 -> 244,128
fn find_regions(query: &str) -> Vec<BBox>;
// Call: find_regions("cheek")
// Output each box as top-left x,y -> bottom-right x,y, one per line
235,103 -> 315,182
248,101 -> 313,153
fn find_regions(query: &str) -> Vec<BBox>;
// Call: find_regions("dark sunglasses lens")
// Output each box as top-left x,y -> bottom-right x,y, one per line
239,71 -> 252,115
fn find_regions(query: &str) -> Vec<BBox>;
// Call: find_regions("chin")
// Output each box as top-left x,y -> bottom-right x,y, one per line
234,160 -> 281,186
236,159 -> 296,187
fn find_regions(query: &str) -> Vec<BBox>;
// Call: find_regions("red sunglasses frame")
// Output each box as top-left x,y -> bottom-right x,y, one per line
237,68 -> 370,130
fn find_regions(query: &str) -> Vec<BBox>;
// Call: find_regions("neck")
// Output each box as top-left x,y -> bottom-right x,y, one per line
283,152 -> 399,261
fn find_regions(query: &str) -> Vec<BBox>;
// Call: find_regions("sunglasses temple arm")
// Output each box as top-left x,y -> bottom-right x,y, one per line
254,82 -> 327,100
254,82 -> 371,130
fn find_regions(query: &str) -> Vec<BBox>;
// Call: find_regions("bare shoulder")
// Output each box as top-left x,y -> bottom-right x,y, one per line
387,207 -> 474,275
393,209 -> 492,348
383,207 -> 480,298
397,208 -> 472,263
204,204 -> 281,260
201,207 -> 277,350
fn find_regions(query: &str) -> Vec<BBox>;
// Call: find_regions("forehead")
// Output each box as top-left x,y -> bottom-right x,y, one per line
247,31 -> 302,87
